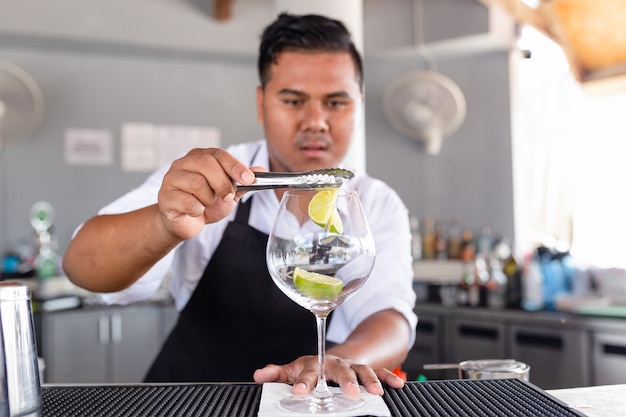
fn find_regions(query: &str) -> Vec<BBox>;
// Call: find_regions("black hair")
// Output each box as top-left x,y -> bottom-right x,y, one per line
258,13 -> 364,91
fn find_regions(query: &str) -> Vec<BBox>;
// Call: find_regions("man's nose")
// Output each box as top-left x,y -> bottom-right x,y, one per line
301,102 -> 329,132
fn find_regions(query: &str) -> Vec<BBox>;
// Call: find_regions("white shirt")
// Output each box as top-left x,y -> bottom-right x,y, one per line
92,140 -> 417,347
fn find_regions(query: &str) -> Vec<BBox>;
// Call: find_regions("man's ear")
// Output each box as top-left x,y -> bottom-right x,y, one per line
256,86 -> 264,125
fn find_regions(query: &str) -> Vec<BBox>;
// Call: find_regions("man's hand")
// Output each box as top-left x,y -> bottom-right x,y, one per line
157,148 -> 256,240
64,147 -> 257,293
253,355 -> 404,396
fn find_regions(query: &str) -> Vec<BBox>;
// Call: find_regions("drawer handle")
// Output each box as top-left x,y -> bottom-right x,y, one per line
516,332 -> 563,350
458,325 -> 498,340
111,314 -> 122,344
603,344 -> 626,356
98,316 -> 110,345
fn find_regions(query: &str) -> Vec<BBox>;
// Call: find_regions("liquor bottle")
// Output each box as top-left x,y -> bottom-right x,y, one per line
435,221 -> 448,260
522,252 -> 544,311
457,261 -> 473,307
486,257 -> 507,309
447,220 -> 462,260
409,216 -> 422,261
476,226 -> 493,257
474,254 -> 490,307
503,254 -> 523,309
460,229 -> 476,262
492,236 -> 511,260
421,217 -> 436,260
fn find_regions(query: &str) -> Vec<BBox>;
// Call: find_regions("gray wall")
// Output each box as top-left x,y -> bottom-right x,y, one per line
0,0 -> 515,261
366,49 -> 513,237
0,43 -> 262,257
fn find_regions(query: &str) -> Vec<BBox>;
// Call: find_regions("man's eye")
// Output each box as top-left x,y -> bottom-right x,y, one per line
327,100 -> 349,108
283,99 -> 303,106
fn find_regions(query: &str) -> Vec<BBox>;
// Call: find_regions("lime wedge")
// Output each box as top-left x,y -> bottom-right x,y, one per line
308,189 -> 343,233
293,267 -> 343,300
327,208 -> 343,234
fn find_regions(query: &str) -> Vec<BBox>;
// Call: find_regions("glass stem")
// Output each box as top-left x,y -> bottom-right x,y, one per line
314,314 -> 331,398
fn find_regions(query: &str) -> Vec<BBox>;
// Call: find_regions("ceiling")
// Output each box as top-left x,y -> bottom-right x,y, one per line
478,0 -> 626,94
214,0 -> 626,93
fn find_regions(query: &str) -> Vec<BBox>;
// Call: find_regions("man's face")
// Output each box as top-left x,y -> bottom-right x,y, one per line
256,51 -> 364,173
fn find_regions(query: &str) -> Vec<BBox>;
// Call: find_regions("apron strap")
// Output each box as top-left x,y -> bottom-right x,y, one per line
234,197 -> 252,224
233,142 -> 262,224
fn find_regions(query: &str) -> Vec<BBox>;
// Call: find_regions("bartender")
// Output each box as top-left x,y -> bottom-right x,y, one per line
63,12 -> 417,397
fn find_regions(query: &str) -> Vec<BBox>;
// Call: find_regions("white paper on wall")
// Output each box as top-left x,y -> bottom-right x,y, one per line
64,128 -> 113,166
121,123 -> 158,172
121,123 -> 220,172
156,125 -> 220,167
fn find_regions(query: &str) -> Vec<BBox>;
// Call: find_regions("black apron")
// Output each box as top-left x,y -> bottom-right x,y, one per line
144,196 -> 318,382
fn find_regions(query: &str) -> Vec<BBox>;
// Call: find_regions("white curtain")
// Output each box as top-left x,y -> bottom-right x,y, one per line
515,26 -> 626,269
515,26 -> 577,252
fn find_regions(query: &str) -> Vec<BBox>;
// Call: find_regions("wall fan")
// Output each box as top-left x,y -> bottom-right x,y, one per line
383,0 -> 466,155
383,70 -> 466,154
0,61 -> 44,151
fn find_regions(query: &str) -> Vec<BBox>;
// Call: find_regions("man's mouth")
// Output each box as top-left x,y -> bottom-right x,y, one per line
296,135 -> 332,159
300,143 -> 328,151
299,142 -> 329,159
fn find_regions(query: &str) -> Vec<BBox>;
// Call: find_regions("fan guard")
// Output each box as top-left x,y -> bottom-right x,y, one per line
383,70 -> 466,154
0,61 -> 44,149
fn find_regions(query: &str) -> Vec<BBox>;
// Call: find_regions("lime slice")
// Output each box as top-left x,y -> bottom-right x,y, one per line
308,189 -> 343,233
308,189 -> 337,227
293,267 -> 343,300
327,208 -> 343,234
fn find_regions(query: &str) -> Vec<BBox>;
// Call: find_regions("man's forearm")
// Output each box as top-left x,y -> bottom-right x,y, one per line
327,308 -> 411,370
63,205 -> 181,292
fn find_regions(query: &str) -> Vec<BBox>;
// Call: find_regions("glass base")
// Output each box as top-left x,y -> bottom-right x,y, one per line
279,392 -> 365,414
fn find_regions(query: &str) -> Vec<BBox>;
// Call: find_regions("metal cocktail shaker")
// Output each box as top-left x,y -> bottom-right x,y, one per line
0,282 -> 42,417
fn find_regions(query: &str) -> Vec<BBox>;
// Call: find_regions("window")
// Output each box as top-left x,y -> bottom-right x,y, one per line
513,26 -> 626,269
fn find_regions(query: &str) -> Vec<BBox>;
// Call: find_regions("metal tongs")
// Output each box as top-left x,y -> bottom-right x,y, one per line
234,168 -> 354,191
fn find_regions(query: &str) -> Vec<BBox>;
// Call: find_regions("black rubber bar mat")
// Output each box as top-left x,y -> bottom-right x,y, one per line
383,379 -> 586,417
41,379 -> 587,417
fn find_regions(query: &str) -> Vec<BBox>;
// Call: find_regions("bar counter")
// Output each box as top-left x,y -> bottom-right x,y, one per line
548,383 -> 626,417
40,378 -> 593,416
